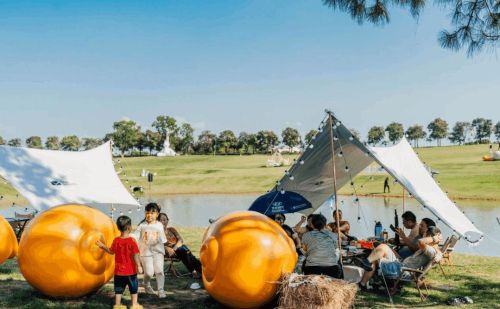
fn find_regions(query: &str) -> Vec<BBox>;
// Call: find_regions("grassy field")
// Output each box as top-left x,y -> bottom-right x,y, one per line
0,144 -> 499,208
0,227 -> 498,309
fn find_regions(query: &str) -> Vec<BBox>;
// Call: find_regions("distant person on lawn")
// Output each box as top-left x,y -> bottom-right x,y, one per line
384,177 -> 390,193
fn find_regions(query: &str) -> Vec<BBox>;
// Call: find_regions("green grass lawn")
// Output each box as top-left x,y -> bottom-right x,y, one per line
0,144 -> 499,208
0,227 -> 498,309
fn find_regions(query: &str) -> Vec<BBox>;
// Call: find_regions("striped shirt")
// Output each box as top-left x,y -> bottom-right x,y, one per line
302,230 -> 339,267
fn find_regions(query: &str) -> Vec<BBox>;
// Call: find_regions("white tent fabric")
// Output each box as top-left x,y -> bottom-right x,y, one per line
368,138 -> 483,243
0,142 -> 139,212
269,115 -> 483,243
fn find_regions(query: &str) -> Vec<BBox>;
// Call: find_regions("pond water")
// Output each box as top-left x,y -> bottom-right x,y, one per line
2,195 -> 499,257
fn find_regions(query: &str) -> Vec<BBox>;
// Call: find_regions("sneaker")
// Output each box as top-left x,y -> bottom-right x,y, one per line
158,290 -> 166,298
145,285 -> 156,294
355,257 -> 373,271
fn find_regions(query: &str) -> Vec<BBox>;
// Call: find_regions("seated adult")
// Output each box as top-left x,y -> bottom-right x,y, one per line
393,211 -> 420,259
270,213 -> 306,273
327,209 -> 352,241
357,218 -> 442,290
158,213 -> 202,278
301,214 -> 342,279
294,214 -> 314,238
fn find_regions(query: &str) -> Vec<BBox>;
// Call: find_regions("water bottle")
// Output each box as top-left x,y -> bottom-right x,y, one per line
374,221 -> 382,240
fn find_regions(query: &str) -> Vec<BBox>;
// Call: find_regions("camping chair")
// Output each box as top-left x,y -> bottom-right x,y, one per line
390,257 -> 439,301
440,235 -> 458,267
164,255 -> 191,278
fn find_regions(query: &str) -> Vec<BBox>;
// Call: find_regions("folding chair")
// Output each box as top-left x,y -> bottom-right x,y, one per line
164,255 -> 191,278
390,258 -> 437,301
440,235 -> 458,267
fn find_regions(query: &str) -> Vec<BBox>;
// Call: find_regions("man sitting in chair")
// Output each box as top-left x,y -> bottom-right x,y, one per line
158,213 -> 202,278
393,211 -> 420,259
357,218 -> 442,290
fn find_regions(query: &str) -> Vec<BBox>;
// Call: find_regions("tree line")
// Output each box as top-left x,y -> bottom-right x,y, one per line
1,116 -> 499,155
367,118 -> 500,147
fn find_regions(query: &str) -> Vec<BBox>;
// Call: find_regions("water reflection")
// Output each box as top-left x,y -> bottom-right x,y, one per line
1,195 -> 498,257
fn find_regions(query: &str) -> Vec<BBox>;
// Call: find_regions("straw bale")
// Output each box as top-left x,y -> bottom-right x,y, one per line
277,273 -> 357,309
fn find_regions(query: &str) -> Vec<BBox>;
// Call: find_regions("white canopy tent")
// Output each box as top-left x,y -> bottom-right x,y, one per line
0,142 -> 139,212
271,112 -> 483,243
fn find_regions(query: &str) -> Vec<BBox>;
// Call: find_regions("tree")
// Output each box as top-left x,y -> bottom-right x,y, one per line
152,115 -> 179,150
449,122 -> 471,145
196,130 -> 217,154
367,126 -> 385,145
305,129 -> 319,145
281,127 -> 301,151
427,118 -> 448,146
144,130 -> 161,155
350,128 -> 361,141
247,133 -> 258,154
218,130 -> 238,154
471,118 -> 493,143
495,121 -> 500,141
385,122 -> 404,144
237,132 -> 251,154
255,130 -> 279,153
111,119 -> 141,155
45,136 -> 60,150
322,0 -> 500,56
0,136 -> 5,145
405,125 -> 427,147
25,136 -> 43,149
177,123 -> 194,154
61,135 -> 81,151
82,138 -> 102,150
7,138 -> 21,147
133,132 -> 147,156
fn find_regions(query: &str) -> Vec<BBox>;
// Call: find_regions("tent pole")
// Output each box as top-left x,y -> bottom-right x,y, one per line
402,187 -> 405,212
327,112 -> 343,267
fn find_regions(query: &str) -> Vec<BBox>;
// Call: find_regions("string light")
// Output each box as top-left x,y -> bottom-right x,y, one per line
280,188 -> 285,194
333,136 -> 339,141
300,160 -> 304,165
309,144 -> 314,149
338,151 -> 343,157
349,136 -> 354,141
344,166 -> 349,172
289,176 -> 294,180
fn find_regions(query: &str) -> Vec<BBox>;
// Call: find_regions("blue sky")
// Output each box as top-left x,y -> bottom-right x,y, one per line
0,0 -> 498,142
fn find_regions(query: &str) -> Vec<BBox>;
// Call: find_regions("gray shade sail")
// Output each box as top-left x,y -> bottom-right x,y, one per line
273,112 -> 483,243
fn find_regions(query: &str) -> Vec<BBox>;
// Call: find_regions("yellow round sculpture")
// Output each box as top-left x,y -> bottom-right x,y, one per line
18,204 -> 119,297
0,215 -> 18,263
200,211 -> 297,308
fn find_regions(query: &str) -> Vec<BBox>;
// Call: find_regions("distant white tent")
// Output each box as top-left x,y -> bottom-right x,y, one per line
0,142 -> 139,212
271,112 -> 483,243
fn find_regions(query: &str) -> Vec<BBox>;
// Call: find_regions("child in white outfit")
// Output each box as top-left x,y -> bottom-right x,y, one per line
133,202 -> 167,298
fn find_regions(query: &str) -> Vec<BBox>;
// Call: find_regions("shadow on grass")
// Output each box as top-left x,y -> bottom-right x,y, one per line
355,273 -> 499,308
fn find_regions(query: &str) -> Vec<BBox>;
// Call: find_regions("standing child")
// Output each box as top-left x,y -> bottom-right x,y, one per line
133,202 -> 168,298
96,215 -> 143,309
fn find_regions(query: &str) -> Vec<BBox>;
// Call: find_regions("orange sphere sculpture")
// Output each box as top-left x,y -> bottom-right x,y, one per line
18,204 -> 119,297
0,215 -> 18,263
200,211 -> 297,308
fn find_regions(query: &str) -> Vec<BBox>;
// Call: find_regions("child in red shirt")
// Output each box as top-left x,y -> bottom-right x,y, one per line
97,215 -> 143,309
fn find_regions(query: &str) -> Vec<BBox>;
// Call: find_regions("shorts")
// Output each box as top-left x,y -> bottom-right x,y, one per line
114,274 -> 138,295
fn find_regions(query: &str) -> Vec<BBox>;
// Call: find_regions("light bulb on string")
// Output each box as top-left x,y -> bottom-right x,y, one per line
349,136 -> 354,141
338,151 -> 343,157
289,175 -> 295,180
344,166 -> 349,172
333,136 -> 339,141
280,188 -> 285,194
309,144 -> 314,149
284,170 -> 289,176
276,181 -> 281,186
300,160 -> 304,165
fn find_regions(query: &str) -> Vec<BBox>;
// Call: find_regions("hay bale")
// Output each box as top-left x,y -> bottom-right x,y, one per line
277,273 -> 358,309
